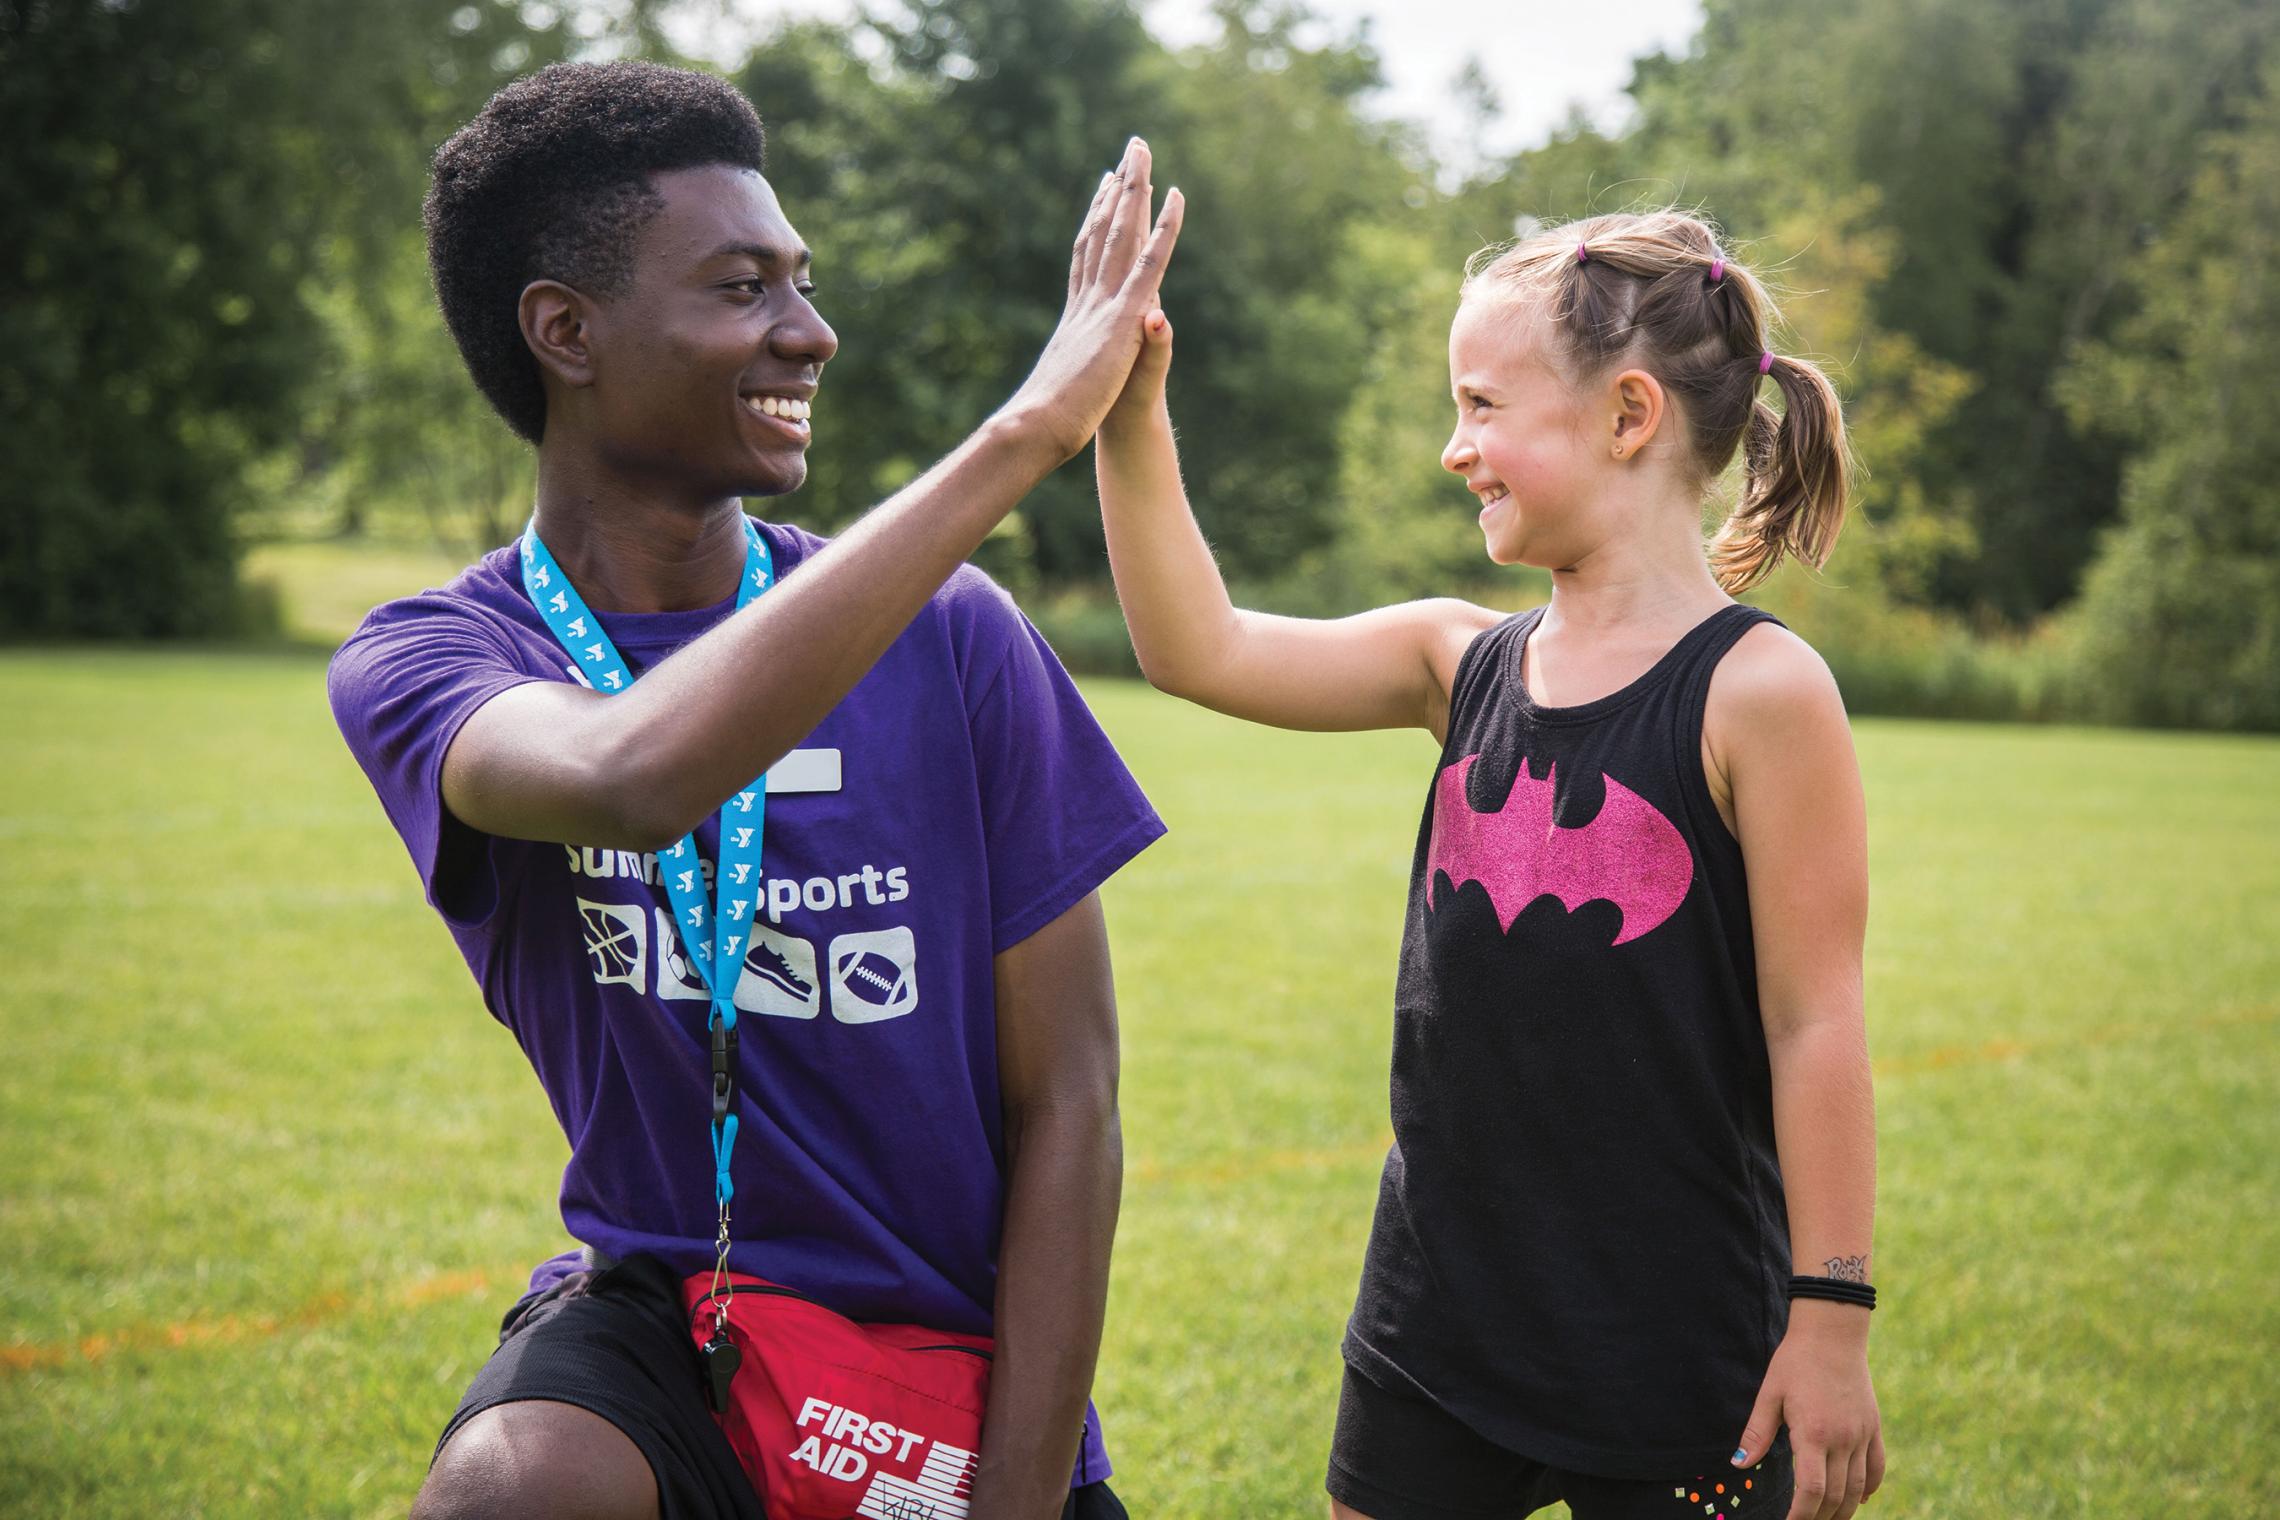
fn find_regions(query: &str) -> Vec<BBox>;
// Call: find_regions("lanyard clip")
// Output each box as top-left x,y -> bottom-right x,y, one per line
709,1016 -> 738,1125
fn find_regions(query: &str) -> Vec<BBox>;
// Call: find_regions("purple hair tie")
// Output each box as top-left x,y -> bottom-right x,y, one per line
1709,258 -> 1725,283
1758,350 -> 1775,375
1576,242 -> 1590,263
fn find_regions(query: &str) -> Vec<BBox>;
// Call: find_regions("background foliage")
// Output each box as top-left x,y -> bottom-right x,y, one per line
4,0 -> 2277,727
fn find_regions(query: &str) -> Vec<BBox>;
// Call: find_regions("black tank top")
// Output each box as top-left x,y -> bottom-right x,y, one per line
1343,602 -> 1792,1480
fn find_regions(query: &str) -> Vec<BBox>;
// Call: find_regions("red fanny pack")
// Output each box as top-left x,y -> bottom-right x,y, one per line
683,1273 -> 992,1520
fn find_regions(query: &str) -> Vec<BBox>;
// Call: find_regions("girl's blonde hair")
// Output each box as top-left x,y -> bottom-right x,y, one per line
1460,209 -> 1850,593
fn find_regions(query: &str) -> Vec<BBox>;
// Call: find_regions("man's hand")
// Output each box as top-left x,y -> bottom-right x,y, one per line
1734,1301 -> 1885,1520
1001,137 -> 1185,462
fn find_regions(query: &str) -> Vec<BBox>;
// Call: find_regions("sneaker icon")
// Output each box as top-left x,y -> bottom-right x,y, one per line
731,927 -> 820,1020
746,938 -> 813,999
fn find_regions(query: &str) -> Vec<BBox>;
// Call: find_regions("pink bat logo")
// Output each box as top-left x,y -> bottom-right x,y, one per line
1426,754 -> 1692,946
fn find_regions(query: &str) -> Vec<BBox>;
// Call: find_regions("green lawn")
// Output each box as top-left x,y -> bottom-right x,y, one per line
3,649 -> 2276,1518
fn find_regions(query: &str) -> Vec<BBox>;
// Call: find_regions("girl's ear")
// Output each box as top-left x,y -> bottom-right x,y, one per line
520,279 -> 598,389
1608,367 -> 1666,459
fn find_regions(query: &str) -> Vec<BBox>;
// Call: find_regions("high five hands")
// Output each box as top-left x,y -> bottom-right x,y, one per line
1003,137 -> 1185,462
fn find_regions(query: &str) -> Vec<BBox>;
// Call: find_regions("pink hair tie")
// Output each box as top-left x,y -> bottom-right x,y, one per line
1709,258 -> 1725,283
1576,242 -> 1590,263
1758,350 -> 1775,375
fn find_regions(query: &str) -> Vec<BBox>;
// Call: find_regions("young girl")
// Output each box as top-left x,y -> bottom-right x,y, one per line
1095,211 -> 1884,1520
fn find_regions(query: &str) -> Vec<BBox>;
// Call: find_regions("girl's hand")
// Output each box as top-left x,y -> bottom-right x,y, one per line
1734,1301 -> 1885,1520
1100,307 -> 1173,441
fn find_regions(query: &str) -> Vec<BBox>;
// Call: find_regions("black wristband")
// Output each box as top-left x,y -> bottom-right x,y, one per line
1787,1275 -> 1877,1310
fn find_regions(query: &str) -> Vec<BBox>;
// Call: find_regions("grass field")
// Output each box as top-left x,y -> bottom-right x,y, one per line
3,648 -> 2277,1518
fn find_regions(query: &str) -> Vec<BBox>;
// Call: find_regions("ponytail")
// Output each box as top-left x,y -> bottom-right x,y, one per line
1708,352 -> 1850,594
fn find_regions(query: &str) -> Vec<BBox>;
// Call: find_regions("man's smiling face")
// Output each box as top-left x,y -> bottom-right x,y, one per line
575,164 -> 838,501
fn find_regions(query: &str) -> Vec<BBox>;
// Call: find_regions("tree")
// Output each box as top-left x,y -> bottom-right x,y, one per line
736,0 -> 1431,582
0,0 -> 561,637
2055,64 -> 2280,730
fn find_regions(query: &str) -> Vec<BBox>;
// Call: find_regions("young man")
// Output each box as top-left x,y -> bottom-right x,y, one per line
328,60 -> 1183,1520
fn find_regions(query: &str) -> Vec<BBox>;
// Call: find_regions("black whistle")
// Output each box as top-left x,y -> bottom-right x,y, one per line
702,1332 -> 741,1413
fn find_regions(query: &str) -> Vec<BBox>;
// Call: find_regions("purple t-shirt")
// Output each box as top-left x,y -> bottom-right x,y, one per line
328,520 -> 1160,1482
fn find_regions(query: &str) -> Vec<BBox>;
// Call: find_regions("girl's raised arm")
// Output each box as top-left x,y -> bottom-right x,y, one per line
1094,314 -> 1499,738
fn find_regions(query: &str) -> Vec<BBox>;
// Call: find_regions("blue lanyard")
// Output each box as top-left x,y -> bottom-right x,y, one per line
519,517 -> 775,1211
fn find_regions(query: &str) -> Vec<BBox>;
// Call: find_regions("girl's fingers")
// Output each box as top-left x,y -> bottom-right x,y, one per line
1839,1443 -> 1869,1519
1785,1446 -> 1826,1520
1862,1427 -> 1886,1498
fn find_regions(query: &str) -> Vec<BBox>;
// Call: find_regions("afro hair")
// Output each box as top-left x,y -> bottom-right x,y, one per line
424,60 -> 766,443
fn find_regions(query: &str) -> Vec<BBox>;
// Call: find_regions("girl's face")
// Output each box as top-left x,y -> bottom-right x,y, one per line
1441,299 -> 1605,568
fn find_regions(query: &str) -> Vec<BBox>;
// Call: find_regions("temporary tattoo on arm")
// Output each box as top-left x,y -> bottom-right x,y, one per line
1822,1254 -> 1870,1283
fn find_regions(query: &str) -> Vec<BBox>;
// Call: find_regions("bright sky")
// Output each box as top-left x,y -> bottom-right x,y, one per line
1146,0 -> 1706,162
671,0 -> 1706,164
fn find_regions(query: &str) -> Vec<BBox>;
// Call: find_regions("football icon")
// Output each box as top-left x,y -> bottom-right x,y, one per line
827,926 -> 919,1024
841,949 -> 906,1000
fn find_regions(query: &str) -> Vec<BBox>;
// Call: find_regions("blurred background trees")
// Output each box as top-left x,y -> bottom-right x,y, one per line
3,0 -> 2276,728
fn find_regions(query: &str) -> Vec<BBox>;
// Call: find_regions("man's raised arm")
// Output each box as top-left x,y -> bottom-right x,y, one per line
443,142 -> 1184,851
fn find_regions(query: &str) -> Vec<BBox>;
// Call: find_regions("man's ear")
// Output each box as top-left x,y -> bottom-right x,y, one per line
519,279 -> 598,389
1609,368 -> 1667,459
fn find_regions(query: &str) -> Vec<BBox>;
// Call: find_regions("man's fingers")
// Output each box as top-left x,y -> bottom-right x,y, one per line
1070,169 -> 1117,297
1098,136 -> 1153,289
1121,186 -> 1184,304
1863,1427 -> 1887,1498
1078,156 -> 1126,291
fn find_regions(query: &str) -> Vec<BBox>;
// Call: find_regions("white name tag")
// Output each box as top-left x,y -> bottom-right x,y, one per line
766,747 -> 842,794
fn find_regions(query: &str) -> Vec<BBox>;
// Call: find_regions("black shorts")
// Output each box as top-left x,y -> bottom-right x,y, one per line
439,1251 -> 1128,1520
1327,1363 -> 1790,1520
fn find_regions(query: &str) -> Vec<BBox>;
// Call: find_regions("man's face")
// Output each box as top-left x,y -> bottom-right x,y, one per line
575,164 -> 837,499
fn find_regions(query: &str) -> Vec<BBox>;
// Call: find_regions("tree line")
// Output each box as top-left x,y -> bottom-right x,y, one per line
4,0 -> 2275,728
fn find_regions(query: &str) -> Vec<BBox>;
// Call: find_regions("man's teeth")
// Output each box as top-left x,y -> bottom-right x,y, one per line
746,395 -> 811,422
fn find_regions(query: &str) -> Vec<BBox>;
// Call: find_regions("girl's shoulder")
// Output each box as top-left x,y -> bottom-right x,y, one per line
1701,618 -> 1855,826
1707,617 -> 1843,725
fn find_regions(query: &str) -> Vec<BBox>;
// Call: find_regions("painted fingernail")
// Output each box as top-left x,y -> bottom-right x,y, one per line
1731,1448 -> 1749,1465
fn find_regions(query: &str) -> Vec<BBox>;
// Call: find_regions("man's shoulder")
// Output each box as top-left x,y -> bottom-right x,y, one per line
326,545 -> 534,728
333,545 -> 525,658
